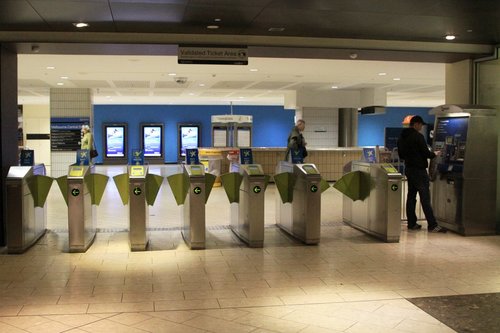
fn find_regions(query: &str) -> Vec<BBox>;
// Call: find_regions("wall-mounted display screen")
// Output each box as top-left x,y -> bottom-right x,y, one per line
141,124 -> 163,158
106,126 -> 125,157
178,124 -> 201,158
103,123 -> 128,164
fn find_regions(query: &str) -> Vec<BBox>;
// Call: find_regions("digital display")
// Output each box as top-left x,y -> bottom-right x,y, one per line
143,126 -> 162,157
433,116 -> 469,164
303,165 -> 319,174
106,126 -> 125,157
180,125 -> 199,157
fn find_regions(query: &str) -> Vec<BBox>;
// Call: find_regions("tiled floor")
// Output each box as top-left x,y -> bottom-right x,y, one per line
1,166 -> 500,332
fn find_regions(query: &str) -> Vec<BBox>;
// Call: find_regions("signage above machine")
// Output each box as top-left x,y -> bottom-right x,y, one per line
211,115 -> 252,124
178,45 -> 248,65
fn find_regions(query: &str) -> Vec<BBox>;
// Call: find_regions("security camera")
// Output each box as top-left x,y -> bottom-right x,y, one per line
174,77 -> 188,84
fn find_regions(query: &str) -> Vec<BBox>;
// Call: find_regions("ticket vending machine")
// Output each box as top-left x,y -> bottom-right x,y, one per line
275,162 -> 324,244
430,105 -> 497,235
5,164 -> 52,253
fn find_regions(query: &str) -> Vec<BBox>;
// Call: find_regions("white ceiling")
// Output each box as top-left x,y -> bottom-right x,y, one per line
18,54 -> 445,107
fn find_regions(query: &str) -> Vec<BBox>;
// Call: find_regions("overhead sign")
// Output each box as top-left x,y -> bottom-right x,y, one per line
211,115 -> 252,123
178,45 -> 248,65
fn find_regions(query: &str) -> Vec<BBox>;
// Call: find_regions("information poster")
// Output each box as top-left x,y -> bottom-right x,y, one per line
106,126 -> 125,157
237,128 -> 251,147
180,126 -> 199,156
213,128 -> 227,147
50,117 -> 89,151
143,126 -> 162,157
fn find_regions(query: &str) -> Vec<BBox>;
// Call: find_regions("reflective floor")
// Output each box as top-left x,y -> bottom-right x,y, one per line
1,166 -> 500,332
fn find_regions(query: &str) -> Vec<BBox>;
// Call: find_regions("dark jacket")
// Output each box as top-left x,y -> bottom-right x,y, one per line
285,126 -> 307,160
397,127 -> 435,169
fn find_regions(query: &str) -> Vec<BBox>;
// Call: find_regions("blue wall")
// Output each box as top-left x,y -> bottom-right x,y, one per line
357,107 -> 435,146
93,105 -> 295,163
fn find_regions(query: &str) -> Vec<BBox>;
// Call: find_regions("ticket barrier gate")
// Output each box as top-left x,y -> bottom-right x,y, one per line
221,164 -> 269,247
113,166 -> 163,251
337,161 -> 403,242
274,162 -> 327,245
167,165 -> 216,249
5,164 -> 53,253
56,165 -> 109,252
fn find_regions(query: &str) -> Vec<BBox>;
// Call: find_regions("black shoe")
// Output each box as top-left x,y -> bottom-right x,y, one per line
408,224 -> 422,230
429,225 -> 447,233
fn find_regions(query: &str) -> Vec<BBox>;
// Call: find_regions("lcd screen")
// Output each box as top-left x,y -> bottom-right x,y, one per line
180,125 -> 199,156
143,126 -> 162,157
105,126 -> 125,157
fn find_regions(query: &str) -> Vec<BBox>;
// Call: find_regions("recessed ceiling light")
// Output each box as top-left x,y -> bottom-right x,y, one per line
393,78 -> 401,81
331,86 -> 339,89
46,66 -> 55,70
250,68 -> 258,72
60,76 -> 69,79
268,27 -> 285,32
207,25 -> 219,29
73,22 -> 89,28
168,73 -> 177,76
199,83 -> 205,87
378,72 -> 387,76
445,34 -> 456,40
57,82 -> 64,86
214,18 -> 221,22
189,93 -> 195,96
466,29 -> 473,33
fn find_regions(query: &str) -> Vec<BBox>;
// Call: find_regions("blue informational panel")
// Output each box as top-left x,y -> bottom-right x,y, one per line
131,149 -> 144,165
185,148 -> 200,165
363,147 -> 377,163
239,148 -> 253,164
76,149 -> 90,165
20,150 -> 34,166
142,124 -> 163,157
105,126 -> 125,157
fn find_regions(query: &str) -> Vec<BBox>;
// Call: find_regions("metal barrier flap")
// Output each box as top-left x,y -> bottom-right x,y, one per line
113,173 -> 130,205
273,172 -> 296,203
84,173 -> 110,205
145,174 -> 164,206
333,170 -> 371,201
220,172 -> 243,203
26,175 -> 54,208
167,173 -> 189,205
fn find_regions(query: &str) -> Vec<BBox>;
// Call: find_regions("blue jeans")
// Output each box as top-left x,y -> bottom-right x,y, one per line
405,167 -> 437,229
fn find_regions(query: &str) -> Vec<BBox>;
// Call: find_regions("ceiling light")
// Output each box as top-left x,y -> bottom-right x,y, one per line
189,93 -> 195,96
168,73 -> 177,76
56,82 -> 64,86
445,34 -> 456,40
73,22 -> 89,28
207,25 -> 219,29
250,69 -> 258,72
393,78 -> 401,81
466,29 -> 473,33
46,66 -> 55,70
214,18 -> 221,22
199,83 -> 205,87
268,27 -> 285,32
331,86 -> 339,89
60,76 -> 69,79
378,72 -> 387,76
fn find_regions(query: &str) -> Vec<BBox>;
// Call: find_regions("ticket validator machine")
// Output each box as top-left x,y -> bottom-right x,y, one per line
275,162 -> 325,244
221,163 -> 269,247
65,165 -> 97,252
113,165 -> 163,250
5,164 -> 53,253
167,163 -> 216,249
339,162 -> 403,242
429,104 -> 497,235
